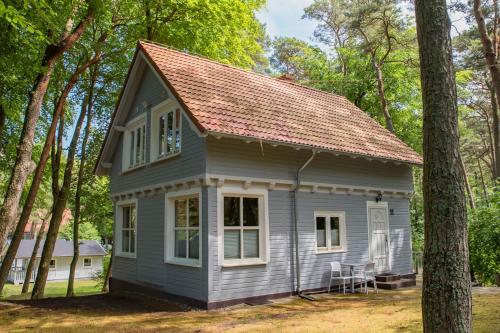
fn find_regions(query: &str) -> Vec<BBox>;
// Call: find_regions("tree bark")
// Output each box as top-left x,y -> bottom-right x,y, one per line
415,0 -> 472,332
0,104 -> 5,153
474,0 -> 500,181
21,215 -> 49,294
0,4 -> 94,253
371,55 -> 395,133
31,97 -> 89,300
459,154 -> 476,209
0,56 -> 101,295
477,159 -> 489,204
67,75 -> 95,297
102,246 -> 113,292
488,84 -> 498,177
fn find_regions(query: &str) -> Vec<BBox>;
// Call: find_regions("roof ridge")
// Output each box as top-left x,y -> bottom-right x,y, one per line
138,40 -> 346,101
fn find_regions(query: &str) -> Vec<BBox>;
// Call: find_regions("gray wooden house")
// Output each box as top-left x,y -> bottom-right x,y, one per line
95,41 -> 422,309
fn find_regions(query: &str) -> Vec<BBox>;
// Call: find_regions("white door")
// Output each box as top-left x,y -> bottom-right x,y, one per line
368,202 -> 390,272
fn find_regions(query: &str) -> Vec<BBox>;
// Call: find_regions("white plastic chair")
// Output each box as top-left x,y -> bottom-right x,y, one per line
363,262 -> 378,294
328,262 -> 352,294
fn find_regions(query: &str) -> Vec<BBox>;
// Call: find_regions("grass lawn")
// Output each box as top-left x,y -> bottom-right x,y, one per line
0,285 -> 498,332
0,280 -> 102,300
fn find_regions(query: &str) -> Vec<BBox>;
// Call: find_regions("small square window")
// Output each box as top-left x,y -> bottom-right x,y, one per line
315,212 -> 346,252
49,259 -> 56,269
83,258 -> 92,268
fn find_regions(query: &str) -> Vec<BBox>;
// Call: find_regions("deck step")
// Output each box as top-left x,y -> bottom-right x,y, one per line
368,278 -> 416,290
375,274 -> 400,282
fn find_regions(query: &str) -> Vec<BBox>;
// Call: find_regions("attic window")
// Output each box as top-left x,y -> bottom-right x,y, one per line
123,114 -> 146,171
151,102 -> 181,161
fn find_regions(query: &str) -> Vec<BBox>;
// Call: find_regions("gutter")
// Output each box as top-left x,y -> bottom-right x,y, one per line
293,150 -> 317,301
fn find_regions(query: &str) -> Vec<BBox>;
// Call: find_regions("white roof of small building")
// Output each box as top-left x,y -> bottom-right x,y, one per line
14,239 -> 106,259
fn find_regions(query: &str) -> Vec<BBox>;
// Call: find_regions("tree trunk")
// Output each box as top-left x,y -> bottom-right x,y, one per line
415,0 -> 472,332
477,160 -> 489,204
31,97 -> 89,300
102,246 -> 113,292
474,0 -> 500,181
459,154 -> 476,209
21,215 -> 49,294
0,5 -> 94,253
371,56 -> 395,133
67,88 -> 94,297
0,104 -> 5,153
488,85 -> 498,177
0,57 -> 101,295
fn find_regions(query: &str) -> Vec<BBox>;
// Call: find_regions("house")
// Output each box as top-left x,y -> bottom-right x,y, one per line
95,41 -> 422,309
6,239 -> 106,285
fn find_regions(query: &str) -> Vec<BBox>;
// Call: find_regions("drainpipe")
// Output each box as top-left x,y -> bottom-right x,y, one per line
293,150 -> 316,300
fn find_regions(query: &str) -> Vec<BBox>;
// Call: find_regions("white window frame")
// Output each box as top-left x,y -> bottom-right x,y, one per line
49,259 -> 56,270
151,99 -> 182,163
115,199 -> 138,258
122,114 -> 147,171
165,188 -> 202,267
83,257 -> 92,268
314,211 -> 347,254
217,186 -> 269,267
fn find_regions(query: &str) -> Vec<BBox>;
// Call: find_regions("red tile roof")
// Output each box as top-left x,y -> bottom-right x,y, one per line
139,41 -> 422,165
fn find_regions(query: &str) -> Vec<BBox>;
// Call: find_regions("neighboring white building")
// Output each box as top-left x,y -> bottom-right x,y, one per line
6,239 -> 106,285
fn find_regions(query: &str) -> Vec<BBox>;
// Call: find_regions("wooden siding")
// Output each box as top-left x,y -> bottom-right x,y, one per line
109,68 -> 206,195
113,193 -> 209,301
207,137 -> 413,191
207,189 -> 413,302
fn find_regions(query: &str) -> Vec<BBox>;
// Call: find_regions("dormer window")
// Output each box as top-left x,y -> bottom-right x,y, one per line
123,114 -> 146,171
151,101 -> 181,161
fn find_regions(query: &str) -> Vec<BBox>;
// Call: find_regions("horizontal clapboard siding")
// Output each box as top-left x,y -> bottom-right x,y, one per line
207,190 -> 413,302
206,136 -> 413,191
110,67 -> 208,301
109,67 -> 205,195
113,193 -> 208,301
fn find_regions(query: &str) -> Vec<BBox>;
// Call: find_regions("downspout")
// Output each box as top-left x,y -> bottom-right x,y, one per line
293,150 -> 316,300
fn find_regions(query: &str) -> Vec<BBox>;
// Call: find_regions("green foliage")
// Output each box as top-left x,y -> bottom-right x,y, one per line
59,221 -> 101,241
134,0 -> 268,69
92,253 -> 110,289
469,191 -> 500,285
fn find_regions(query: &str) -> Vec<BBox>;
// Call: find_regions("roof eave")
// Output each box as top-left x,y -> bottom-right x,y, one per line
207,131 -> 423,167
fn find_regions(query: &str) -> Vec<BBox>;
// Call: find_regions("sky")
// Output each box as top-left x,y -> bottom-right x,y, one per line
256,0 -> 319,45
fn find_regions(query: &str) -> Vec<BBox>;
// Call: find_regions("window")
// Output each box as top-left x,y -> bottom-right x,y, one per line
83,258 -> 92,268
218,189 -> 269,266
152,104 -> 181,161
165,190 -> 201,267
123,115 -> 146,171
49,259 -> 56,269
116,200 -> 137,258
315,211 -> 346,253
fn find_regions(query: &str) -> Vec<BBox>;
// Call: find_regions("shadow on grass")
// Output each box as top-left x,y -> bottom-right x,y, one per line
4,292 -> 188,315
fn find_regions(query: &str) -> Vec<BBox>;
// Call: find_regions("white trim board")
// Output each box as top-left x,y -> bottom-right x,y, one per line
110,174 -> 413,202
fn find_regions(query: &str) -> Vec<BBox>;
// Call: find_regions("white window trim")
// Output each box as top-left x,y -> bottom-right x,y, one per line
115,199 -> 138,259
82,257 -> 92,268
314,211 -> 347,254
165,188 -> 202,268
217,186 -> 270,267
150,99 -> 182,163
366,201 -> 391,271
49,259 -> 56,270
122,113 -> 147,172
